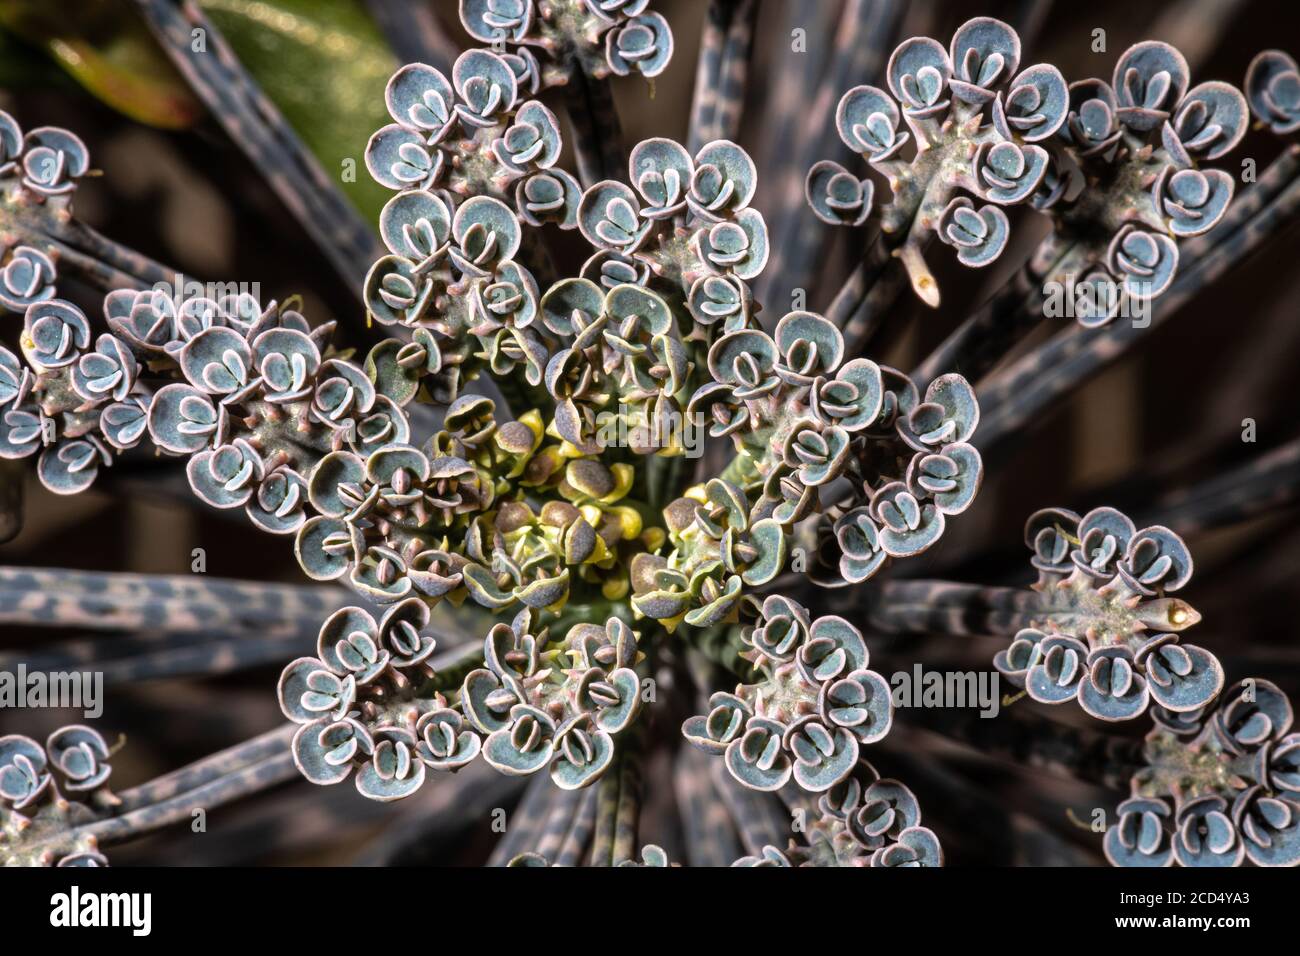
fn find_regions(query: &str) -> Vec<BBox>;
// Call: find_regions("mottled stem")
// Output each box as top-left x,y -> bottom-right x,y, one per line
708,757 -> 788,855
589,721 -> 642,865
487,772 -> 555,866
534,785 -> 584,861
686,0 -> 726,155
132,0 -> 383,306
1,194 -> 176,293
83,752 -> 297,845
903,706 -> 1143,791
364,0 -> 457,73
553,787 -> 598,867
763,0 -> 905,314
0,566 -> 344,632
976,154 -> 1300,452
55,218 -> 176,289
850,579 -> 1035,636
565,65 -> 625,187
1140,436 -> 1300,534
687,0 -> 758,153
673,744 -> 742,865
1,625 -> 317,685
116,724 -> 296,812
0,460 -> 21,545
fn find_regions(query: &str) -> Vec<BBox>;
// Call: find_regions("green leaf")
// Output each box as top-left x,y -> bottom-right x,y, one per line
198,0 -> 399,222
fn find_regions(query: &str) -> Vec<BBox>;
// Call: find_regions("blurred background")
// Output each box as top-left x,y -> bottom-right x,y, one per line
0,0 -> 1297,864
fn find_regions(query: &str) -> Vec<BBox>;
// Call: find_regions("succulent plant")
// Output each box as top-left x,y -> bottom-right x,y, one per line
0,4 -> 1296,878
459,0 -> 673,90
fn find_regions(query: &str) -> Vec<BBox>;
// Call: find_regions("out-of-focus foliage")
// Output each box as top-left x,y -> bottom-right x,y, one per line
0,0 -> 200,128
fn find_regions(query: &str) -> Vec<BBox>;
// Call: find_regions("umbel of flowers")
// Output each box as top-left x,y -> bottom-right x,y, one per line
0,113 -> 387,512
807,17 -> 1247,323
1108,679 -> 1300,867
0,110 -> 90,316
994,506 -> 1222,721
683,314 -> 983,613
337,48 -> 991,632
267,45 -> 992,810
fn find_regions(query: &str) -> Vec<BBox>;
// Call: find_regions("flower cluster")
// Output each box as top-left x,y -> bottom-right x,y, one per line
2,296 -> 139,495
137,292 -> 403,540
808,18 -> 1247,322
362,121 -> 986,628
0,244 -> 58,314
0,726 -> 114,867
461,613 -> 643,787
295,395 -> 659,612
0,167 -> 389,511
1108,679 -> 1300,867
0,120 -> 130,496
578,136 -> 767,328
278,599 -> 472,801
277,609 -> 644,799
684,595 -> 893,793
734,763 -> 942,867
459,0 -> 674,90
367,48 -> 583,222
995,506 -> 1221,721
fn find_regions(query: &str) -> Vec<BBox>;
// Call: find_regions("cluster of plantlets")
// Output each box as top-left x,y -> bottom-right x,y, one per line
808,17 -> 1247,325
1108,680 -> 1300,867
269,42 -> 985,828
458,0 -> 674,89
684,595 -> 895,792
279,607 -> 644,797
1,3 -> 1298,869
988,509 -> 1299,865
734,767 -> 943,867
995,506 -> 1219,722
0,726 -> 115,867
